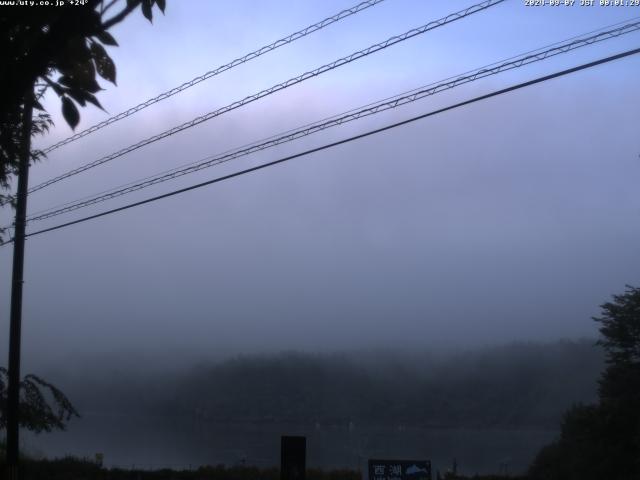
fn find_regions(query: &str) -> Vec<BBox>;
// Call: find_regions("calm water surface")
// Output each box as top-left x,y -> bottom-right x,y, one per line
24,414 -> 557,476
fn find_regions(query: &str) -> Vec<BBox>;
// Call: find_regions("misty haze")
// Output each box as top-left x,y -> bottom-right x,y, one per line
1,1 -> 639,479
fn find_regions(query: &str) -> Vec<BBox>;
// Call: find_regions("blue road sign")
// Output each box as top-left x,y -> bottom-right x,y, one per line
368,459 -> 431,480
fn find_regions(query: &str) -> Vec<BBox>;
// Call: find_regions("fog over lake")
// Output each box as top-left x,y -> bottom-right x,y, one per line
22,341 -> 602,475
1,1 -> 639,478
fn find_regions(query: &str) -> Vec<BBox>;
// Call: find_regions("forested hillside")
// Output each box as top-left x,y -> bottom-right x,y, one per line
164,340 -> 602,428
49,340 -> 601,430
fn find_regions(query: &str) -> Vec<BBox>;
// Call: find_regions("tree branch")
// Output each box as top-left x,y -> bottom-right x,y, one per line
101,0 -> 119,17
102,1 -> 139,30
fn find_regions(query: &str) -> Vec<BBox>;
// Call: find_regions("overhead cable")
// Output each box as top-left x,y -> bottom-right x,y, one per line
41,0 -> 389,154
25,19 -> 640,223
9,46 -> 638,243
27,0 -> 505,195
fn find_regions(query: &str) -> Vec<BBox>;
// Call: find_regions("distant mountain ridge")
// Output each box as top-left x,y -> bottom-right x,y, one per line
170,339 -> 602,428
48,339 -> 603,430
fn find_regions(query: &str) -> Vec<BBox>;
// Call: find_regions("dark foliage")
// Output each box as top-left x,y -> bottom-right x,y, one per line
0,0 -> 165,230
3,456 -> 361,480
3,456 -> 524,480
529,286 -> 640,480
0,367 -> 79,433
107,341 -> 600,429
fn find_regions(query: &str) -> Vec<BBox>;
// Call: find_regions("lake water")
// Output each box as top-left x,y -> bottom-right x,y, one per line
23,414 -> 557,476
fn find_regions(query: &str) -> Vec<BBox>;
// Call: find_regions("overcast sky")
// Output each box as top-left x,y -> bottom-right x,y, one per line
1,0 -> 639,371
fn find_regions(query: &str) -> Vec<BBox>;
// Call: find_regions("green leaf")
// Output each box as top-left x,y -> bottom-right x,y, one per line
64,37 -> 92,63
59,59 -> 101,93
48,80 -> 65,97
67,90 -> 86,107
61,96 -> 80,130
90,41 -> 116,85
58,75 -> 71,87
141,0 -> 153,22
95,30 -> 118,46
68,89 -> 104,111
155,0 -> 166,13
82,92 -> 104,111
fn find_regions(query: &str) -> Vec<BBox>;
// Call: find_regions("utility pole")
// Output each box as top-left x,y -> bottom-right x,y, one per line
6,91 -> 34,480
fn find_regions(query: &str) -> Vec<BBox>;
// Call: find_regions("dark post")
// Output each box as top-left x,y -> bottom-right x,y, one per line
281,436 -> 306,480
6,92 -> 33,479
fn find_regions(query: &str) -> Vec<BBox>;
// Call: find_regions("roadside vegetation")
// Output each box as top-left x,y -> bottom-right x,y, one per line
5,455 -> 524,480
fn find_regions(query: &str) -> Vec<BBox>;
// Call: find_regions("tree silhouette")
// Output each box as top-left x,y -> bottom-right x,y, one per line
0,368 -> 79,434
529,285 -> 640,480
0,0 -> 165,218
0,0 -> 165,446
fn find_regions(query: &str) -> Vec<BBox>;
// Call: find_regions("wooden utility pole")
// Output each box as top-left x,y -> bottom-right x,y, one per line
6,92 -> 34,479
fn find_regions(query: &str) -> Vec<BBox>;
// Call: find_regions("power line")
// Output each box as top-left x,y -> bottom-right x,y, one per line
30,12 -> 640,216
29,15 -> 639,219
24,19 -> 640,223
40,0 -> 388,154
26,0 -> 505,195
11,46 -> 639,243
28,19 -> 640,220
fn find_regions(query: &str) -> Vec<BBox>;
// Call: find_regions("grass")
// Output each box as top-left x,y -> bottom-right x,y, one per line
3,457 -> 363,480
1,457 -> 527,480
